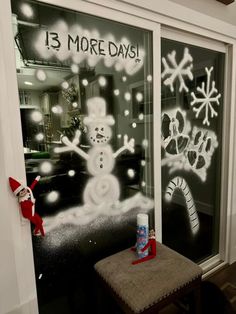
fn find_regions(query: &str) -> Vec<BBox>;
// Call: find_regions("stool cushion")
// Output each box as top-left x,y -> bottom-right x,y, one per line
94,242 -> 202,313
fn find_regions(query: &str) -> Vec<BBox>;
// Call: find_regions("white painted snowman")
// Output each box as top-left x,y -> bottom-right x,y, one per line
55,97 -> 135,207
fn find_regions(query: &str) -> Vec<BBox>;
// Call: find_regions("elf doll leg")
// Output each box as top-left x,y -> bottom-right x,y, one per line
32,213 -> 45,236
132,254 -> 156,265
27,214 -> 44,236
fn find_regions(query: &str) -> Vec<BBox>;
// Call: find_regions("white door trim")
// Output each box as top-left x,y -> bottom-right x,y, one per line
84,0 -> 236,43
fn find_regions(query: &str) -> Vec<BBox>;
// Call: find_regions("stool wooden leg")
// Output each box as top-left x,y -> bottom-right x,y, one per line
189,284 -> 202,314
95,275 -> 118,314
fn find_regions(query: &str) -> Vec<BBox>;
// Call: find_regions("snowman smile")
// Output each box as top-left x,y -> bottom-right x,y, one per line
96,133 -> 105,139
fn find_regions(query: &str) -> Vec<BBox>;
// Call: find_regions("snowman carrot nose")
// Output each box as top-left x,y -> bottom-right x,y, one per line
96,133 -> 105,139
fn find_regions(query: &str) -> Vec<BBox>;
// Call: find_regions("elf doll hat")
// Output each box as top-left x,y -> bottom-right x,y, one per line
9,177 -> 24,196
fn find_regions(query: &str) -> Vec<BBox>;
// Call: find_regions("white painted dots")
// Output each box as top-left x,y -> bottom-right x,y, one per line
89,240 -> 97,245
61,81 -> 69,89
141,160 -> 146,166
82,79 -> 88,87
46,191 -> 59,203
136,92 -> 143,102
132,122 -> 137,128
68,170 -> 75,177
71,64 -> 79,74
21,3 -> 34,18
147,75 -> 152,82
139,113 -> 144,121
124,92 -> 131,101
127,169 -> 135,178
122,76 -> 127,82
72,102 -> 78,108
98,76 -> 107,87
124,110 -> 129,116
35,133 -> 44,141
35,69 -> 47,82
142,139 -> 149,148
31,111 -> 43,123
114,89 -> 120,96
39,161 -> 53,174
51,105 -> 63,114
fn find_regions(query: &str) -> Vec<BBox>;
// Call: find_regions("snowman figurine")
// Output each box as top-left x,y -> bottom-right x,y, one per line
55,97 -> 135,207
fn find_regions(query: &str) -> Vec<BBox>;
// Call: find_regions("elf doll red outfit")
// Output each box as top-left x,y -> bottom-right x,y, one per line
9,176 -> 45,236
132,229 -> 156,265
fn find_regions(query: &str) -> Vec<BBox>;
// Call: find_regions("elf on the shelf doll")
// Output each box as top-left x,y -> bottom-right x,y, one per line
132,229 -> 156,265
9,176 -> 45,236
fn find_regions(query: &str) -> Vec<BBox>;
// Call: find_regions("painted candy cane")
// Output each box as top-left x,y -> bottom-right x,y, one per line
165,176 -> 199,235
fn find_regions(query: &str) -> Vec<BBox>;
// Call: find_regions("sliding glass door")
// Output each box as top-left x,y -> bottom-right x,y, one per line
10,0 -> 156,312
161,35 -> 225,263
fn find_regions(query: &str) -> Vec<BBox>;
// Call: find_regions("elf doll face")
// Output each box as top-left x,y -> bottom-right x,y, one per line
149,229 -> 155,239
88,123 -> 112,145
19,188 -> 27,197
18,188 -> 30,200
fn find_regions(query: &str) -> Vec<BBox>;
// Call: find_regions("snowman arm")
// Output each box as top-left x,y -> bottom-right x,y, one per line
113,135 -> 135,158
54,136 -> 89,160
54,146 -> 73,153
113,146 -> 128,158
54,145 -> 89,160
69,144 -> 89,160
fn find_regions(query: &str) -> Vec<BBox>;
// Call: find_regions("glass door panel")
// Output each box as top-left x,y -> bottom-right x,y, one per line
11,0 -> 154,313
161,37 -> 225,263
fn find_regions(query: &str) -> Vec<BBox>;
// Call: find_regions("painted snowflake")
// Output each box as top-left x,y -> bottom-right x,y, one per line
161,47 -> 193,92
191,67 -> 221,126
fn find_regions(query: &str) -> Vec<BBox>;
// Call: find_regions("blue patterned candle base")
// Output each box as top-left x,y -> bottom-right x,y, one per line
136,214 -> 149,259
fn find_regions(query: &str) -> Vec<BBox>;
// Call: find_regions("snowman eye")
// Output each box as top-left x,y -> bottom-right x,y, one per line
101,127 -> 104,131
95,127 -> 98,131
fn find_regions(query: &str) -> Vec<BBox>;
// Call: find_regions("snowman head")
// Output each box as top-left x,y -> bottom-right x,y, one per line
84,97 -> 115,146
88,122 -> 112,145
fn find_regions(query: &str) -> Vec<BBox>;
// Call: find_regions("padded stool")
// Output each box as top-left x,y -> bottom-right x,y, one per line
94,242 -> 202,313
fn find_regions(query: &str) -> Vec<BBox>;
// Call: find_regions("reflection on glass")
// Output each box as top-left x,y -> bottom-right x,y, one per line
161,38 -> 225,263
11,0 -> 153,313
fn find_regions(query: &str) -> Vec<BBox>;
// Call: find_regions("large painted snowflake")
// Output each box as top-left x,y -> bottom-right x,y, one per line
191,67 -> 221,126
161,48 -> 193,92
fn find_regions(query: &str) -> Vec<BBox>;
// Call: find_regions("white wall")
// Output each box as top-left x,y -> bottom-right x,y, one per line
0,1 -> 38,314
169,0 -> 236,26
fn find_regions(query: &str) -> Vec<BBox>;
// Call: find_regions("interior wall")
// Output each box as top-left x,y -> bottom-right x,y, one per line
169,0 -> 236,26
